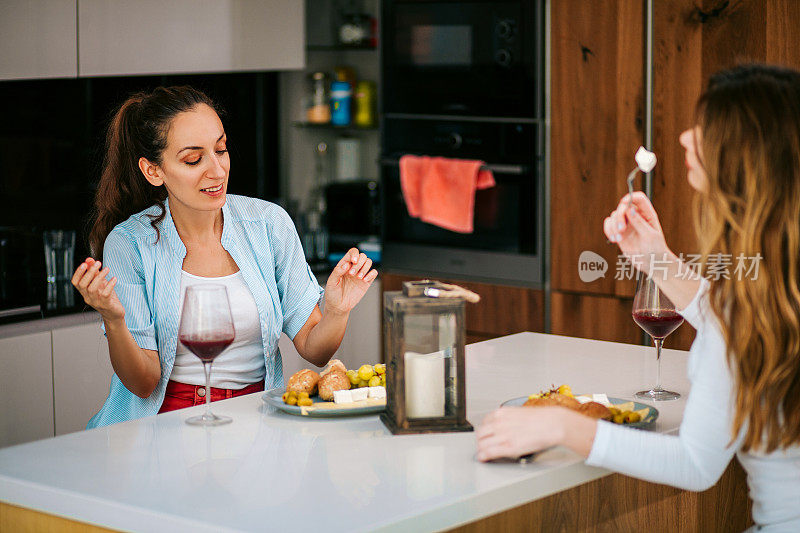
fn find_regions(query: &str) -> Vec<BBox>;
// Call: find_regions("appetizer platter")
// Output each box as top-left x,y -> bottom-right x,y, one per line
502,384 -> 658,429
262,359 -> 387,417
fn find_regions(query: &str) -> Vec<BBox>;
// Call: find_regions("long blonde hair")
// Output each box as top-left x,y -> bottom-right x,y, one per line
695,64 -> 800,452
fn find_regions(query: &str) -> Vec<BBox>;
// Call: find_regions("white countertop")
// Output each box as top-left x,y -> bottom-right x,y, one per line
0,333 -> 690,532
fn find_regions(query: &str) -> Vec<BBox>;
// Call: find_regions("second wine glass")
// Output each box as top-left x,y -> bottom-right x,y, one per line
632,273 -> 684,401
178,284 -> 236,426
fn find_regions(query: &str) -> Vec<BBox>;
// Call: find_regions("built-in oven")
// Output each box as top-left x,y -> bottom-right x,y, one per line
380,118 -> 544,284
382,0 -> 543,118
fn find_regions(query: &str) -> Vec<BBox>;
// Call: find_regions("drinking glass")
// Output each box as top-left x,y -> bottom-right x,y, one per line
632,273 -> 684,401
178,285 -> 236,426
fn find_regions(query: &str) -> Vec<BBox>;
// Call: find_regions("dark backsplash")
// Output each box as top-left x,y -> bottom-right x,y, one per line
0,72 -> 280,321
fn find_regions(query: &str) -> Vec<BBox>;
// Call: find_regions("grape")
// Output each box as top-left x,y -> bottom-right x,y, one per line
358,379 -> 369,388
346,369 -> 359,385
368,376 -> 381,387
557,384 -> 573,397
374,363 -> 386,375
358,365 -> 374,381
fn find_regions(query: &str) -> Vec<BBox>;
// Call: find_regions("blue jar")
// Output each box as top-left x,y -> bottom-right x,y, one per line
330,81 -> 352,126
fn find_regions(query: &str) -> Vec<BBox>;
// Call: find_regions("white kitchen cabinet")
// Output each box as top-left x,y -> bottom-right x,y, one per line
52,319 -> 113,435
0,332 -> 54,448
0,0 -> 77,80
280,279 -> 382,379
78,0 -> 305,77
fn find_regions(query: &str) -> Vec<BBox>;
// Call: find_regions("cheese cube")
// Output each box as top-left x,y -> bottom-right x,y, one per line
592,393 -> 611,406
350,388 -> 369,402
635,146 -> 657,173
368,386 -> 386,399
333,390 -> 353,404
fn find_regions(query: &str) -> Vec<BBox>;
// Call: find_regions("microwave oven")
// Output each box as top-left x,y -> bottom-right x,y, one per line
382,0 -> 544,119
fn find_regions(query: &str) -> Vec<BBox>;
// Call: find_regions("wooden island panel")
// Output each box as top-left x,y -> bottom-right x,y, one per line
450,460 -> 751,533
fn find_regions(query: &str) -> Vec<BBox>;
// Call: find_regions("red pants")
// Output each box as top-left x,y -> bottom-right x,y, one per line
158,380 -> 265,413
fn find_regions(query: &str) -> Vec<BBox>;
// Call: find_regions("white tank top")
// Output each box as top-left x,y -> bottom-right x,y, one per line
170,270 -> 265,389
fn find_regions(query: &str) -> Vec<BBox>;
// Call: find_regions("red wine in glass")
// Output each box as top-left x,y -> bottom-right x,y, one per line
178,335 -> 235,363
632,311 -> 684,340
633,273 -> 685,401
178,284 -> 236,426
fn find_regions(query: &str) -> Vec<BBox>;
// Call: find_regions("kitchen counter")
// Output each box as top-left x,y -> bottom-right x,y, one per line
0,333 -> 746,532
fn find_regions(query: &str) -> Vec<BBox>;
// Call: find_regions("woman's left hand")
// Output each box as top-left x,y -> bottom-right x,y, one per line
476,406 -> 567,461
324,248 -> 378,314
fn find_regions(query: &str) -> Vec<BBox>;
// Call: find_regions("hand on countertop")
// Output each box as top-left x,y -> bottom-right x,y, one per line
71,257 -> 125,322
476,406 -> 597,461
324,247 -> 378,315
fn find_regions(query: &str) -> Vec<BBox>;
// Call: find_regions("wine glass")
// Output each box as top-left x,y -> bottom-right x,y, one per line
632,272 -> 684,401
178,285 -> 236,426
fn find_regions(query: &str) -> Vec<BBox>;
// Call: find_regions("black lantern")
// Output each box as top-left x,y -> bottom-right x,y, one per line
380,280 -> 476,434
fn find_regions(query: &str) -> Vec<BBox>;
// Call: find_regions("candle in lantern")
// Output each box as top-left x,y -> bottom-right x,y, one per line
405,350 -> 445,418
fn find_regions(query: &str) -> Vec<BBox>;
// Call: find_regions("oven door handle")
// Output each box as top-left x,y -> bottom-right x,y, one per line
379,158 -> 529,176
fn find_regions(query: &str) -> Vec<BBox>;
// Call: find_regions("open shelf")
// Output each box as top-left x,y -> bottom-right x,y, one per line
306,44 -> 377,52
292,121 -> 378,132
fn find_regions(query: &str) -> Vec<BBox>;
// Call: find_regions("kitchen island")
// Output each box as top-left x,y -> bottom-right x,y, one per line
0,333 -> 749,532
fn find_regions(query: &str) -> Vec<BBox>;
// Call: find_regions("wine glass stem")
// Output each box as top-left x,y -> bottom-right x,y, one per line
654,337 -> 664,392
202,361 -> 212,418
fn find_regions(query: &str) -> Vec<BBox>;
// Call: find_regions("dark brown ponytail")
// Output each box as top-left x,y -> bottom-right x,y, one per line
89,86 -> 218,258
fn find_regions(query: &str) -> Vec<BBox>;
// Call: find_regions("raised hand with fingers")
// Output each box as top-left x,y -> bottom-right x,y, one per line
603,191 -> 671,268
324,248 -> 378,314
71,257 -> 125,321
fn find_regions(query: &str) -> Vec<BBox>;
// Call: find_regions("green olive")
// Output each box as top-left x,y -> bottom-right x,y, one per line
298,392 -> 310,400
297,398 -> 313,407
612,413 -> 626,425
286,395 -> 298,406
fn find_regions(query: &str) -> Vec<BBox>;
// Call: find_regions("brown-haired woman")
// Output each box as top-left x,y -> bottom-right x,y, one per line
72,86 -> 376,428
477,64 -> 800,531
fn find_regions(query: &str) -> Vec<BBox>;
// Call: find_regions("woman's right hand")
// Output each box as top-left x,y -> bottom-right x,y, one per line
603,192 -> 672,267
72,257 -> 125,322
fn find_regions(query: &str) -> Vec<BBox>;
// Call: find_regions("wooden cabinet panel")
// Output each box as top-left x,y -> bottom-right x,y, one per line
551,291 -> 640,345
382,272 -> 544,340
550,0 -> 644,297
653,0 -> 800,275
0,332 -> 54,447
551,291 -> 696,350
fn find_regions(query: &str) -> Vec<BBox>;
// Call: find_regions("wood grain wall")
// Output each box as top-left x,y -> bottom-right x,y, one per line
552,0 -> 800,349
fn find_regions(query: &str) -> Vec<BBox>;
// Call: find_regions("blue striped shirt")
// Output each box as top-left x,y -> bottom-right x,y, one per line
87,195 -> 323,428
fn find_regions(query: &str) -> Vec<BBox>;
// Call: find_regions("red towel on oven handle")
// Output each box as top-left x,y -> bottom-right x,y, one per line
399,155 -> 496,234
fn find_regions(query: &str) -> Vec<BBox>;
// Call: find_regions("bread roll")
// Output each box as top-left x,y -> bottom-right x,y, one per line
318,370 -> 351,401
320,358 -> 347,377
287,369 -> 320,395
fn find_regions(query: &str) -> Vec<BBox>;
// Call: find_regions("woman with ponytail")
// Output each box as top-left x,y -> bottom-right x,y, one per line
73,86 -> 376,427
477,64 -> 800,531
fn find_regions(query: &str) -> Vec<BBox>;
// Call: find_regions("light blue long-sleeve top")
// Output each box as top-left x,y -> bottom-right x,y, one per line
87,195 -> 323,428
587,280 -> 800,532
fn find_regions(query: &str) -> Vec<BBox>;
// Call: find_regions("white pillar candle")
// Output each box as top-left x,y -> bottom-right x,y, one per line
405,351 -> 446,418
